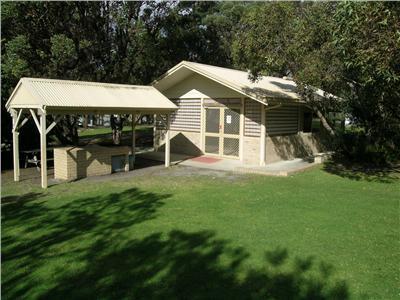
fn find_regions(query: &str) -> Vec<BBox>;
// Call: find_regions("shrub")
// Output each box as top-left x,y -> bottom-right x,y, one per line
336,131 -> 399,166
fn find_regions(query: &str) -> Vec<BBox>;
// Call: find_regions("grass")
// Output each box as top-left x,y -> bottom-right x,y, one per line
78,125 -> 152,139
2,165 -> 399,299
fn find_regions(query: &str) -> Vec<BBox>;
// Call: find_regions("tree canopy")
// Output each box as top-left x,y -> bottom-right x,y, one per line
1,1 -> 249,147
233,2 -> 400,161
2,1 -> 399,162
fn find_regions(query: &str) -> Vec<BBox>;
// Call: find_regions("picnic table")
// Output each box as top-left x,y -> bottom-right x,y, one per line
21,148 -> 54,170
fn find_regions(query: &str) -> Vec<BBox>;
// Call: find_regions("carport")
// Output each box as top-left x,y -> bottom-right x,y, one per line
5,77 -> 177,188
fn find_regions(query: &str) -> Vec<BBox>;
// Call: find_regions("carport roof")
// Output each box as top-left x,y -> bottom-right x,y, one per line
6,77 -> 177,114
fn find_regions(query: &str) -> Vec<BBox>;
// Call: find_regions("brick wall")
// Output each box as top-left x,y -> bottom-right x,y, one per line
265,132 -> 328,163
54,145 -> 132,180
242,133 -> 328,165
243,136 -> 260,165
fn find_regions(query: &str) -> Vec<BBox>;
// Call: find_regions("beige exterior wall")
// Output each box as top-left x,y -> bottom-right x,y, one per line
265,132 -> 327,164
163,73 -> 244,99
266,105 -> 300,136
243,136 -> 260,165
156,73 -> 244,157
155,130 -> 202,156
156,72 -> 327,165
154,127 -> 327,165
170,98 -> 201,132
54,145 -> 131,180
244,99 -> 261,137
242,133 -> 327,165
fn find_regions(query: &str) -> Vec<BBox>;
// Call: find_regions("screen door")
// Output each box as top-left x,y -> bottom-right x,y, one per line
204,106 -> 241,158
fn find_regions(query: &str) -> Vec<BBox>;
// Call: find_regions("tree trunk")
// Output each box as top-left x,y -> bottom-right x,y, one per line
312,107 -> 336,137
111,115 -> 124,145
84,115 -> 88,129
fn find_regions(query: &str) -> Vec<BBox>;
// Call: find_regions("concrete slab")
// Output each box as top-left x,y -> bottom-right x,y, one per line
137,151 -> 243,171
137,151 -> 194,165
235,158 -> 318,176
137,151 -> 318,176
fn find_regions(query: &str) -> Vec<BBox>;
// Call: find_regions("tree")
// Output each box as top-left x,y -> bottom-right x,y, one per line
110,115 -> 125,145
2,1 -> 249,151
233,2 -> 400,161
333,2 -> 400,159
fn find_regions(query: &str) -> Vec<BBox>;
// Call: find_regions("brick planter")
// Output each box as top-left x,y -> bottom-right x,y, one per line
54,145 -> 132,180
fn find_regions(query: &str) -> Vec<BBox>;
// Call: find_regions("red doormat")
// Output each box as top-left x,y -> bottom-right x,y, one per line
190,156 -> 221,164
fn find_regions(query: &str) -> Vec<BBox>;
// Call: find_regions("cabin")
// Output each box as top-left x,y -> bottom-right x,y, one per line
153,61 -> 327,166
6,62 -> 330,189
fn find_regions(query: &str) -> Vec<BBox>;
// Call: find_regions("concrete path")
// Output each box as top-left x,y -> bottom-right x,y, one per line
138,151 -> 318,176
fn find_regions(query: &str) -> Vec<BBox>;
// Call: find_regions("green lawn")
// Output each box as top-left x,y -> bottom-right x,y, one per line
2,165 -> 399,299
78,125 -> 152,139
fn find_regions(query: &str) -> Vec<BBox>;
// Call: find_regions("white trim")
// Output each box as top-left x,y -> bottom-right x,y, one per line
165,114 -> 171,167
12,109 -> 23,132
5,79 -> 23,110
203,105 -> 241,159
11,109 -> 20,182
18,115 -> 31,130
260,105 -> 266,166
45,115 -> 63,135
40,112 -> 47,188
6,104 -> 42,109
131,113 -> 136,169
153,114 -> 158,152
200,97 -> 205,152
42,108 -> 176,115
239,97 -> 245,162
30,109 -> 41,134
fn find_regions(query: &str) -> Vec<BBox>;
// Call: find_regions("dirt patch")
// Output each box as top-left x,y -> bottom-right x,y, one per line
2,157 -> 250,188
59,158 -> 246,184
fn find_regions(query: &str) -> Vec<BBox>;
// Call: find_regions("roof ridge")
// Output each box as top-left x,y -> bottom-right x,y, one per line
22,77 -> 153,89
184,61 -> 249,75
183,61 -> 295,83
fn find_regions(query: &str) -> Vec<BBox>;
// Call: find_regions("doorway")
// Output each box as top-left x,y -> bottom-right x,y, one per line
204,106 -> 241,158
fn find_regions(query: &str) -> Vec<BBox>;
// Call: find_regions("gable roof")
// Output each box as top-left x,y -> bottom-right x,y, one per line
6,77 -> 177,113
152,61 -> 329,105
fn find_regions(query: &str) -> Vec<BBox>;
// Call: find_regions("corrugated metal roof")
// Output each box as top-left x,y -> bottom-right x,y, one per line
185,61 -> 300,100
6,78 -> 177,112
153,61 -> 331,103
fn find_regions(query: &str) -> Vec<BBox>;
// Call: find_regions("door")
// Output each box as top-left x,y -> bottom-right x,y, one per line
204,106 -> 241,158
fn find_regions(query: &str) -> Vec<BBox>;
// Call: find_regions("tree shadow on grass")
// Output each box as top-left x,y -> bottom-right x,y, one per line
1,192 -> 43,206
2,187 -> 170,298
39,231 -> 349,300
2,189 -> 350,299
322,158 -> 400,183
2,187 -> 169,256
